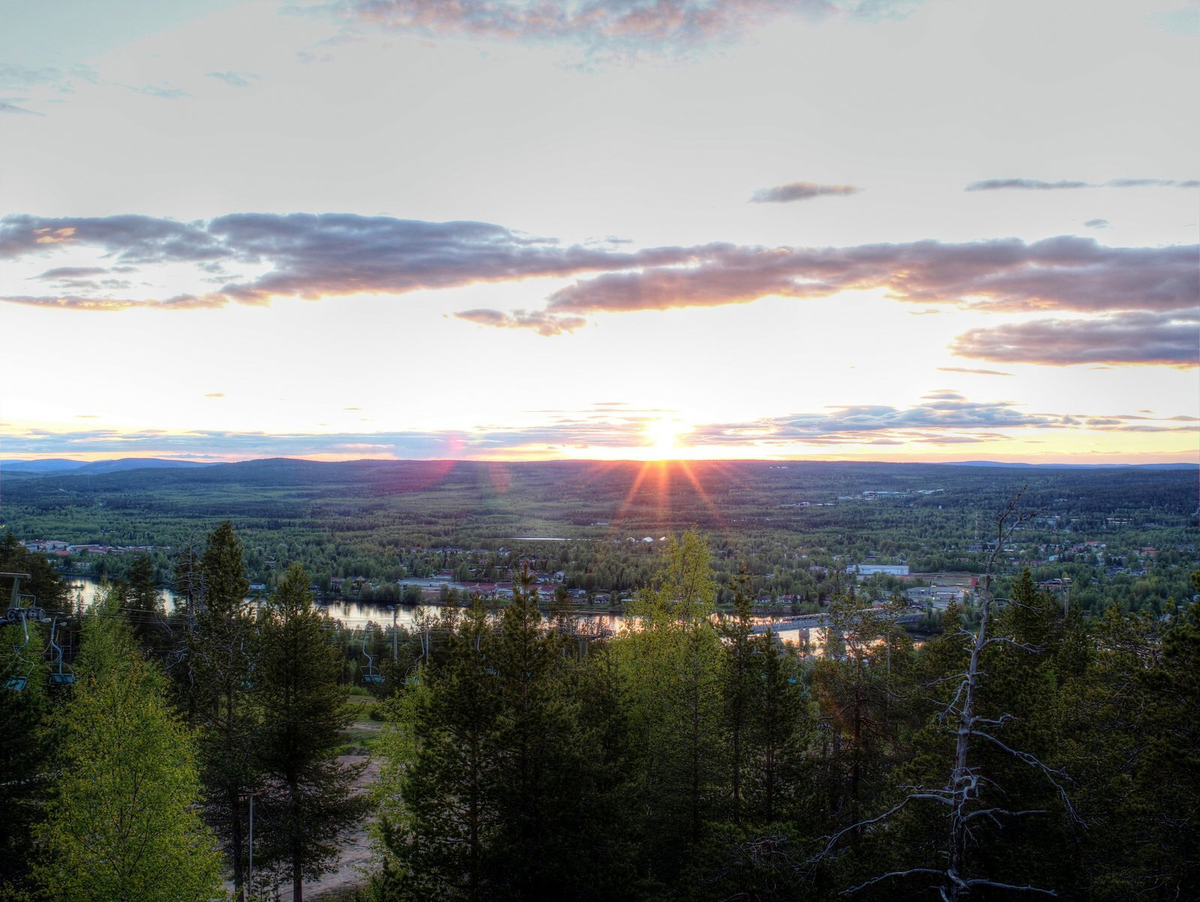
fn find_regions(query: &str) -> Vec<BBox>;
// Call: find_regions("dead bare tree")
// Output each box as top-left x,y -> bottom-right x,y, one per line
813,489 -> 1082,900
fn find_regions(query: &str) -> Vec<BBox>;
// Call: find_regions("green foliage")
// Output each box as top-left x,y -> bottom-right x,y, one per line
185,522 -> 258,898
615,532 -> 726,885
33,600 -> 222,902
252,564 -> 367,898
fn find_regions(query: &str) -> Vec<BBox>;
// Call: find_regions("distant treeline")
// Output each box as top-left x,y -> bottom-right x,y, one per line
3,459 -> 1197,616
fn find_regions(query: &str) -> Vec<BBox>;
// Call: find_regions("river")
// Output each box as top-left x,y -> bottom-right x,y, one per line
64,578 -> 828,652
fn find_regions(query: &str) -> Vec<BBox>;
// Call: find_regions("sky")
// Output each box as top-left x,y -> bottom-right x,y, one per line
1,0 -> 1197,464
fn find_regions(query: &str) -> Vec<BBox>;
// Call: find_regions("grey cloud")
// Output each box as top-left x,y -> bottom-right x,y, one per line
1084,219 -> 1110,229
125,84 -> 191,100
0,416 -> 657,459
966,179 -> 1091,191
34,266 -> 110,280
543,236 -> 1198,320
323,0 -> 915,62
1,212 -> 688,311
750,182 -> 862,203
205,71 -> 260,88
937,366 -> 1013,376
921,390 -> 965,401
0,293 -> 222,311
967,178 -> 1200,192
455,308 -> 589,336
0,100 -> 42,115
951,310 -> 1200,367
684,395 -> 1198,448
1107,178 -> 1200,189
0,64 -> 62,88
1,214 -> 223,264
4,214 -> 1195,360
690,400 -> 1067,446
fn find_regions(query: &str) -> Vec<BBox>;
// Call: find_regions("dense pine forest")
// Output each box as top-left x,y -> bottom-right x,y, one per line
2,494 -> 1198,901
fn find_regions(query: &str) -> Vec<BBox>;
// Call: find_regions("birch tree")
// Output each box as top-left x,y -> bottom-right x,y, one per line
34,599 -> 222,902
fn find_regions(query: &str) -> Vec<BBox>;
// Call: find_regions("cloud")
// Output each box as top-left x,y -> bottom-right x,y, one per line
321,0 -> 916,62
0,64 -> 62,88
205,71 -> 261,88
1,214 -> 224,263
951,310 -> 1200,367
455,307 -> 589,335
0,212 -> 690,311
0,416 -> 660,459
4,214 -> 1195,367
692,401 -> 1064,445
966,177 -> 1200,191
1083,219 -> 1110,229
125,83 -> 191,100
541,236 -> 1198,322
2,393 -> 1195,460
921,390 -> 967,401
750,182 -> 862,203
0,293 -> 224,311
684,396 -> 1198,448
937,366 -> 1013,377
0,100 -> 42,115
205,393 -> 226,398
34,266 -> 112,280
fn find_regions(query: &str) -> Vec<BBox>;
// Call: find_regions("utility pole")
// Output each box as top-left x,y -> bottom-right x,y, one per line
387,604 -> 397,661
246,791 -> 261,902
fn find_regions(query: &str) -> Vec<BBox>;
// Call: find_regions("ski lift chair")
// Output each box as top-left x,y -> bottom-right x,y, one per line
48,614 -> 74,685
361,632 -> 385,684
4,608 -> 35,691
4,573 -> 42,691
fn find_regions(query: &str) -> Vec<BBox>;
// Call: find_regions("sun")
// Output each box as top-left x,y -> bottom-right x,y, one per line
645,418 -> 687,459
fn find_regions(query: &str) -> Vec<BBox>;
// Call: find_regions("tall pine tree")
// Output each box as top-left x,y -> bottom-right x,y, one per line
253,564 -> 367,902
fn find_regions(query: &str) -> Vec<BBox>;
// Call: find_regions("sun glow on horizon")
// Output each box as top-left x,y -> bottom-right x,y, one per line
644,418 -> 689,460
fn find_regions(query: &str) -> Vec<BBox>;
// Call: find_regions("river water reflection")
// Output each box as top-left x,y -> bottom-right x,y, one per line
66,578 -> 828,654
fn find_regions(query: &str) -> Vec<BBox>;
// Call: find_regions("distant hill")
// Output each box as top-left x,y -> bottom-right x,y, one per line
947,460 -> 1196,471
2,458 -> 215,476
2,458 -> 90,474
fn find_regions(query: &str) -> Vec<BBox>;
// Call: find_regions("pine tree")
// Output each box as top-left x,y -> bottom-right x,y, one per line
253,564 -> 367,902
187,521 -> 257,900
1132,590 -> 1200,898
34,598 -> 222,902
617,531 -> 724,889
721,564 -> 756,827
127,554 -> 166,652
0,554 -> 65,896
486,568 -> 581,901
377,601 -> 499,902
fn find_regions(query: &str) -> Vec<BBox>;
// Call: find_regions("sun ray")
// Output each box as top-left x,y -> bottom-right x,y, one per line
677,459 -> 729,533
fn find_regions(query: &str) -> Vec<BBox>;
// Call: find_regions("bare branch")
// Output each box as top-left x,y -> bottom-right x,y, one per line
982,636 -> 1044,653
963,878 -> 1058,895
814,793 -> 951,860
840,868 -> 946,895
962,807 -> 1048,824
975,731 -> 1084,827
